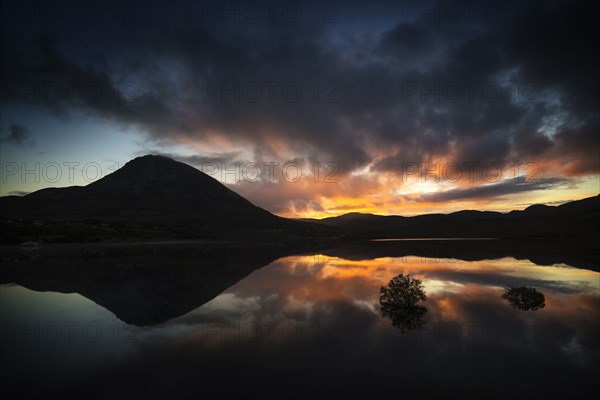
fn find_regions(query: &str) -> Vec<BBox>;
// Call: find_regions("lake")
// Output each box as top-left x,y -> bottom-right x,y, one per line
1,240 -> 598,399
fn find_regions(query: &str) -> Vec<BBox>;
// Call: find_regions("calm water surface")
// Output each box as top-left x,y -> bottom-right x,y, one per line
1,244 -> 598,399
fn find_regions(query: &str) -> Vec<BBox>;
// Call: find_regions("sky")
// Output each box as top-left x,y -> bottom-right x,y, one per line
1,0 -> 598,218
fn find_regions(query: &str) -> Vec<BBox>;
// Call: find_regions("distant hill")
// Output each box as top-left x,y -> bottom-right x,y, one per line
307,195 -> 600,240
0,155 -> 338,243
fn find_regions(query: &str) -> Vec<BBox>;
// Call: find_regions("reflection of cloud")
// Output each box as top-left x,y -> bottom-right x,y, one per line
213,293 -> 261,310
282,296 -> 314,320
279,255 -> 599,297
7,251 -> 594,397
192,293 -> 263,317
52,253 -> 599,399
203,255 -> 599,334
556,324 -> 596,368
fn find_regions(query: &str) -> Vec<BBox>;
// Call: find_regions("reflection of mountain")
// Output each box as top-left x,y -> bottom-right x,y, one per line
501,286 -> 546,311
306,195 -> 600,240
0,242 -> 325,326
0,155 -> 338,243
380,274 -> 427,333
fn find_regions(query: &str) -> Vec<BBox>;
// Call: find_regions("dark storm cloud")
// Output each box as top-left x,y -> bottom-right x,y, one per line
552,121 -> 600,176
380,22 -> 435,56
1,125 -> 35,147
148,151 -> 244,169
0,33 -> 181,133
1,0 -> 598,200
420,177 -> 571,202
503,0 -> 599,116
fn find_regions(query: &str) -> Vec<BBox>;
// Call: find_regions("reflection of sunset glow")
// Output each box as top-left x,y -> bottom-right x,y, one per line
279,255 -> 599,294
230,254 -> 599,331
196,255 -> 593,333
181,254 -> 600,348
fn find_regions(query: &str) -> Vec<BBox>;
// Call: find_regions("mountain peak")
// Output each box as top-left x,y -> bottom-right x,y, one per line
129,154 -> 177,164
121,154 -> 192,174
89,154 -> 201,191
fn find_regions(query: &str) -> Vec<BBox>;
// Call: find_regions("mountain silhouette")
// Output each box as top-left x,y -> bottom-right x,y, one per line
0,155 -> 338,243
1,155 -> 598,243
306,195 -> 600,240
6,155 -> 277,218
86,155 -> 273,215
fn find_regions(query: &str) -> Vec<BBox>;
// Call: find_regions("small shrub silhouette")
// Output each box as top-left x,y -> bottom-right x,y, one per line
380,274 -> 427,333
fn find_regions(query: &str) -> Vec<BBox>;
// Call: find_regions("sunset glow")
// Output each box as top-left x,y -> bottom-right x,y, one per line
1,1 -> 597,218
